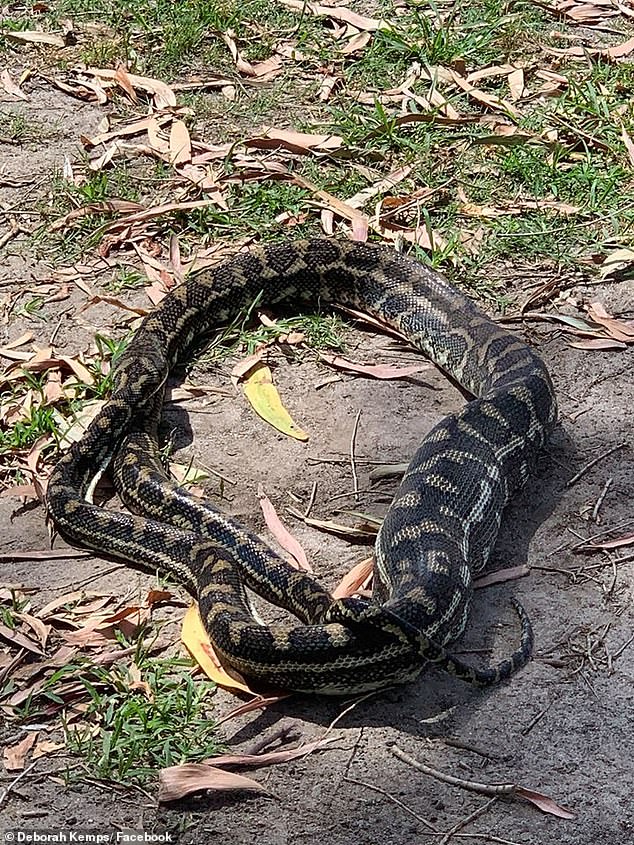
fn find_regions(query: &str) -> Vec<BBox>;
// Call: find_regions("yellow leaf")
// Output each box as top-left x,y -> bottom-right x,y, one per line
181,603 -> 252,694
242,363 -> 309,441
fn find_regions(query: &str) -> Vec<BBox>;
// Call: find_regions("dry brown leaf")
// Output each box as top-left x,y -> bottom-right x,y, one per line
86,67 -> 177,107
568,337 -> 627,350
128,664 -> 153,700
516,786 -> 575,819
82,294 -> 148,317
448,68 -> 521,117
584,532 -> 634,550
319,352 -> 431,380
279,0 -> 388,31
3,29 -> 65,47
114,65 -> 138,102
32,739 -> 65,759
217,694 -> 291,724
170,120 -> 192,166
203,735 -> 336,769
507,67 -> 525,101
3,732 -> 38,771
585,301 -> 634,342
332,557 -> 374,599
245,127 -> 342,155
14,612 -> 51,650
1,69 -> 29,100
258,485 -> 311,572
291,173 -> 369,235
319,73 -> 340,101
341,32 -> 372,55
50,199 -> 145,231
230,350 -> 266,387
102,199 -> 221,233
146,589 -> 176,606
288,508 -> 378,540
158,763 -> 268,802
0,621 -> 45,656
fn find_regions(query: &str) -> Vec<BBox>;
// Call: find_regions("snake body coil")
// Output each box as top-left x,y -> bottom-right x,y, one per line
46,240 -> 557,694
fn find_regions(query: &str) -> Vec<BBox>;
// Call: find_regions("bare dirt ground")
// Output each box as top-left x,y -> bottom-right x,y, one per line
2,81 -> 634,845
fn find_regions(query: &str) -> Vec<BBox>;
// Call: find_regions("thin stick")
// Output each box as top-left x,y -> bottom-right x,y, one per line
391,746 -> 515,797
350,410 -> 362,502
322,689 -> 380,739
592,477 -> 613,522
0,761 -> 37,809
565,443 -> 627,488
521,699 -> 554,736
439,796 -> 500,845
344,775 -> 440,833
345,777 -> 524,845
303,480 -> 318,518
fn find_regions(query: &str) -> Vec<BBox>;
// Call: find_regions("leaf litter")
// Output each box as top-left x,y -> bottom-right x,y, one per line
2,0 -> 632,822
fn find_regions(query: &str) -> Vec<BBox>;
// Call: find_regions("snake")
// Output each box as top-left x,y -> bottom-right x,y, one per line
46,239 -> 557,695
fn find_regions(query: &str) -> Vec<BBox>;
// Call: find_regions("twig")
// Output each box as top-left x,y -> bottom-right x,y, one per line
0,761 -> 37,809
391,746 -> 515,797
592,477 -> 613,522
322,689 -> 381,740
612,632 -> 634,661
303,480 -> 317,518
345,777 -> 524,845
343,775 -> 440,833
350,410 -> 362,502
521,699 -> 554,736
565,443 -> 627,488
439,796 -> 500,845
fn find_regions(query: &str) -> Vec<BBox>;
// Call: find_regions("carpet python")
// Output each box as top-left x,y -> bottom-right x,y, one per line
46,239 -> 557,694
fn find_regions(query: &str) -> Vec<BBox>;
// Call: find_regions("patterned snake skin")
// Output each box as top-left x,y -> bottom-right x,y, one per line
46,240 -> 557,694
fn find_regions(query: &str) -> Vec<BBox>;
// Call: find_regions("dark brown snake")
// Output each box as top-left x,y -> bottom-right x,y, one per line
46,239 -> 557,694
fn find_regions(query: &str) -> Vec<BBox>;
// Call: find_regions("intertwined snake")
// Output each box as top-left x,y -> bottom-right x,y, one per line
46,240 -> 557,694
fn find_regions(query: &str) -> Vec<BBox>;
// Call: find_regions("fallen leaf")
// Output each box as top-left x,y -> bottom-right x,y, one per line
3,29 -> 65,47
3,732 -> 38,771
279,0 -> 389,31
1,69 -> 29,100
158,763 -> 268,802
32,739 -> 65,759
474,565 -> 530,588
86,67 -> 177,107
583,532 -> 634,550
585,301 -> 634,342
332,557 -> 374,599
170,120 -> 192,166
14,612 -> 51,649
242,363 -> 309,441
0,621 -> 45,656
181,603 -> 252,694
202,735 -> 336,769
245,127 -> 342,155
114,65 -> 138,102
258,485 -> 311,571
516,786 -> 575,819
319,353 -> 431,380
568,338 -> 627,350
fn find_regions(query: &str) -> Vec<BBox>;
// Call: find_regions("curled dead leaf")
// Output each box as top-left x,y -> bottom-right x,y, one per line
158,763 -> 268,802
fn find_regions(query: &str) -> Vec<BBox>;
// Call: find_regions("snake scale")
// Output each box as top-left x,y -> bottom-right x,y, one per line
46,239 -> 557,695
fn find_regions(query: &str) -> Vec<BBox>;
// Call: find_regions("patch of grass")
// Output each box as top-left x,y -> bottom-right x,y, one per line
0,405 -> 59,452
200,296 -> 347,367
62,656 -> 221,785
0,112 -> 44,144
